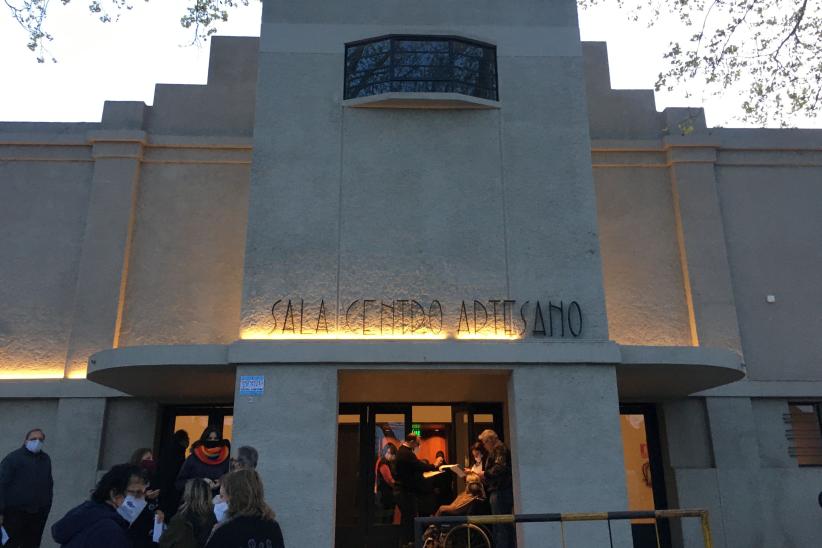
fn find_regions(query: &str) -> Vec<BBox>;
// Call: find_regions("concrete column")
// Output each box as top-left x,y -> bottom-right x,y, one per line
509,365 -> 631,548
232,365 -> 338,547
46,398 -> 107,545
661,399 -> 726,548
668,144 -> 742,353
703,397 -> 766,547
64,108 -> 145,378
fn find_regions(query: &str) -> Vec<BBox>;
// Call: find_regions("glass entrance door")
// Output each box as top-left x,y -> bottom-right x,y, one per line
161,405 -> 234,455
620,404 -> 670,548
335,403 -> 504,548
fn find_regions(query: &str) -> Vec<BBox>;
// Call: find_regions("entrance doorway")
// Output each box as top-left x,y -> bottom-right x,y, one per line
160,405 -> 234,455
619,404 -> 670,548
335,403 -> 504,548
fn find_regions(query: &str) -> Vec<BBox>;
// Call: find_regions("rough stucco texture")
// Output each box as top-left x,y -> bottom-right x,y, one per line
243,50 -> 609,340
119,163 -> 250,346
99,398 -> 158,469
594,167 -> 692,346
0,160 -> 93,377
717,164 -> 822,380
0,399 -> 58,458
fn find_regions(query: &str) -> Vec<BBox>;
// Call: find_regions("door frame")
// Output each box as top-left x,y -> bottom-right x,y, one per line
620,403 -> 671,548
335,402 -> 505,548
158,404 -> 234,452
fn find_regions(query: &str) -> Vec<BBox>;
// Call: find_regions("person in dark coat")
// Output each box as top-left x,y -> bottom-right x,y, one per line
158,430 -> 190,518
128,448 -> 162,548
204,469 -> 283,548
0,428 -> 53,548
159,478 -> 215,548
175,428 -> 230,494
394,434 -> 443,547
477,429 -> 516,548
51,463 -> 146,548
432,450 -> 455,509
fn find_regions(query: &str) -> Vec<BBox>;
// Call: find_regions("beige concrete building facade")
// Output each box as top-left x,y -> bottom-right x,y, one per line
1,1 -> 821,547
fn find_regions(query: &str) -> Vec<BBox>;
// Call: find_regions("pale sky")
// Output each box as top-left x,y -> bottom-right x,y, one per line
0,1 -> 818,128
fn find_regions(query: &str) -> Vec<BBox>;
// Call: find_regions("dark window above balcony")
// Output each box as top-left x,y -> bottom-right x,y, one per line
344,35 -> 499,102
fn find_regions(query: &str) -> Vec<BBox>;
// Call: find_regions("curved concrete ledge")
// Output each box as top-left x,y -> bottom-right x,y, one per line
617,345 -> 745,400
88,344 -> 232,402
86,340 -> 744,401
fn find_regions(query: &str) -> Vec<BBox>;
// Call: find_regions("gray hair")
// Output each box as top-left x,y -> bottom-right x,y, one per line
478,429 -> 499,443
235,445 -> 259,470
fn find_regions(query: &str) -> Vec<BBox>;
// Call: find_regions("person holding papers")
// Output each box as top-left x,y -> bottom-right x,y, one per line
394,434 -> 443,548
466,442 -> 487,476
477,429 -> 516,548
432,451 -> 455,509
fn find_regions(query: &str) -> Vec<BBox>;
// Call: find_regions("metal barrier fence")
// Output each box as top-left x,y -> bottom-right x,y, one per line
414,508 -> 713,548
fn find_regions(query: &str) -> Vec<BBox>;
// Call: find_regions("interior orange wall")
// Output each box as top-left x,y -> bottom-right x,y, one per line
620,415 -> 655,523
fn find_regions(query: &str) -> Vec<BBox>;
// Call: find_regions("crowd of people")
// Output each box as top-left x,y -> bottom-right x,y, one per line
1,425 -> 528,548
0,427 -> 283,548
376,429 -> 516,548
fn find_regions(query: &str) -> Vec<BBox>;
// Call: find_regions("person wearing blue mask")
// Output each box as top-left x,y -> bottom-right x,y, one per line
0,428 -> 53,548
52,463 -> 147,548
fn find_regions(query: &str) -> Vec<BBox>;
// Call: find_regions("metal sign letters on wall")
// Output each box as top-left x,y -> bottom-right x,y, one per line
267,298 -> 583,339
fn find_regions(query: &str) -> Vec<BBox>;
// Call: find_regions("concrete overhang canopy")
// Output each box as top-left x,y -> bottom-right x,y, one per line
88,344 -> 233,402
616,345 -> 745,399
88,341 -> 744,402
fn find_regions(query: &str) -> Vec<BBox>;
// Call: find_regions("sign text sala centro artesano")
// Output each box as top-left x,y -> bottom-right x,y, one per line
264,298 -> 583,339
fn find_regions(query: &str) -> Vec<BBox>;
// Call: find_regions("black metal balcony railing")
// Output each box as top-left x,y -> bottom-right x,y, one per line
344,35 -> 499,101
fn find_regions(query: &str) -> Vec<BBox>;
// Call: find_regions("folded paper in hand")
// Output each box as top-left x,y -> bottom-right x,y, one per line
152,516 -> 164,543
440,464 -> 466,478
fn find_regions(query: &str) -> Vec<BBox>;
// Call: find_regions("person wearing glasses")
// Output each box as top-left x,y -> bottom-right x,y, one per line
52,463 -> 147,548
0,428 -> 53,548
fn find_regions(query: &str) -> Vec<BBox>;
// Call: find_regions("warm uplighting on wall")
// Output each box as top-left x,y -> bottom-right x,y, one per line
455,332 -> 521,341
0,369 -> 64,380
239,328 -> 449,341
66,370 -> 87,379
240,328 -> 521,341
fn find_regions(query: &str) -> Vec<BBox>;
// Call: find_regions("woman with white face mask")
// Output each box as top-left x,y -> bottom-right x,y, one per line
0,428 -> 53,548
51,463 -> 146,548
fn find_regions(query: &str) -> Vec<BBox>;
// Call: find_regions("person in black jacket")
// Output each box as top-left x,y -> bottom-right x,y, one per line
477,429 -> 516,548
52,463 -> 146,548
394,434 -> 443,547
204,469 -> 283,548
432,450 -> 455,510
128,448 -> 163,548
176,428 -> 230,495
158,430 -> 190,519
0,428 -> 53,548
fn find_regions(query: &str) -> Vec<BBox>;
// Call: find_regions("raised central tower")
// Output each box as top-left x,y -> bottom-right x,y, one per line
241,0 -> 608,342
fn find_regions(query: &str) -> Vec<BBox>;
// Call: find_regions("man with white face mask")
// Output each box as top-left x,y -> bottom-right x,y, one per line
52,463 -> 146,548
0,428 -> 53,547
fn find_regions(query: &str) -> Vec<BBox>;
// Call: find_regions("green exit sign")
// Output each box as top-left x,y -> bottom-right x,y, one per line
411,423 -> 421,437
